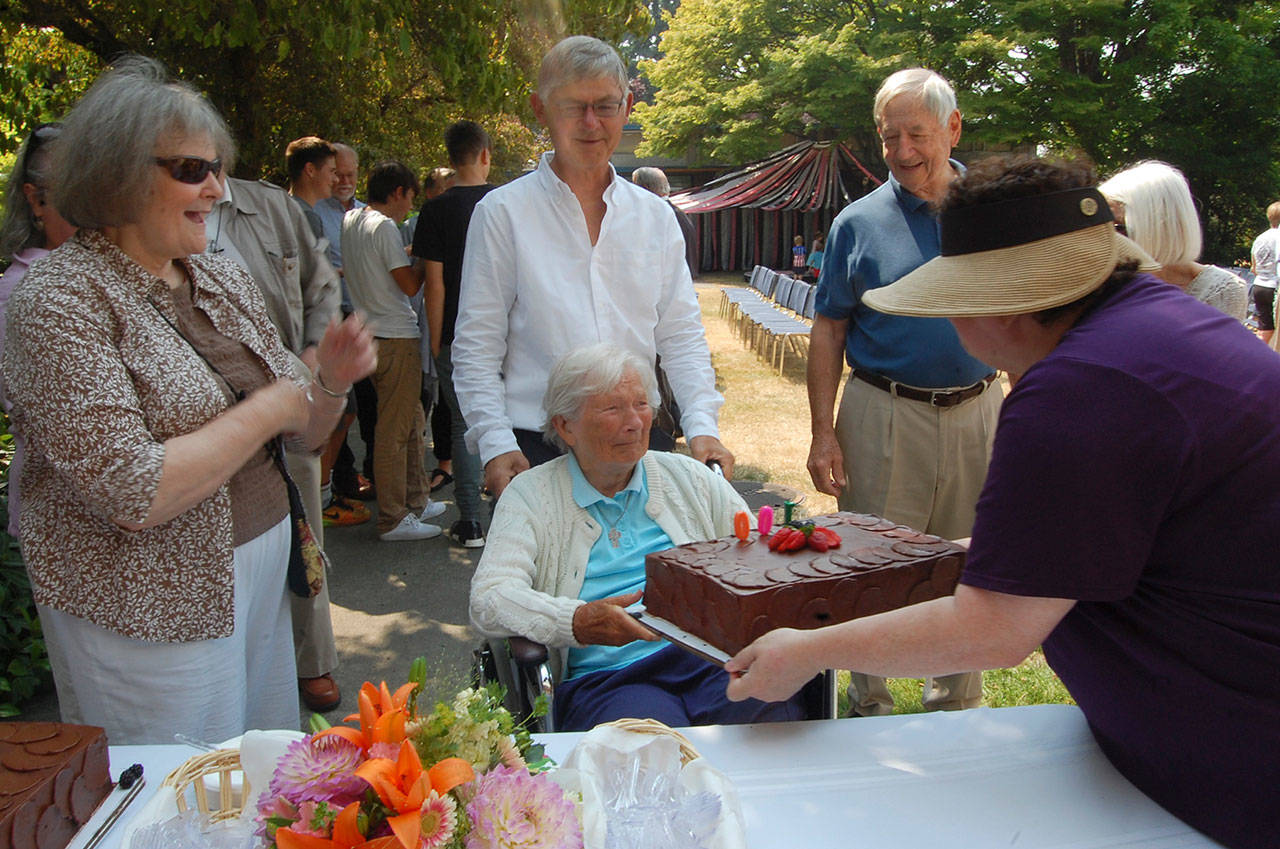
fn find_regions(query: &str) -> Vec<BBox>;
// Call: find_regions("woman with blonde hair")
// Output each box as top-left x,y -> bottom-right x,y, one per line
1100,160 -> 1247,321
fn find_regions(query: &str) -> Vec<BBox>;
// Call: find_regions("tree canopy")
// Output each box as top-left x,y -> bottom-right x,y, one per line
636,0 -> 1280,260
1,0 -> 650,180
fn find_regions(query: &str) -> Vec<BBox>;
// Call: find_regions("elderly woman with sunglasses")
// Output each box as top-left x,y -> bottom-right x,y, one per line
1,58 -> 376,744
0,123 -> 77,539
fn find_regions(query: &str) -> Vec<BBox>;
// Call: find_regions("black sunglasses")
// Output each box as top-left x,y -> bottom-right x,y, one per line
154,155 -> 223,184
19,122 -> 61,183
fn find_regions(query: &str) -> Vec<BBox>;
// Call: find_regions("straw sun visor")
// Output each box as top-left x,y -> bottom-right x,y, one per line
863,188 -> 1160,318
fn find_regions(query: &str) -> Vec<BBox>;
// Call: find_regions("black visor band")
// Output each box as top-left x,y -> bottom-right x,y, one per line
939,187 -> 1113,256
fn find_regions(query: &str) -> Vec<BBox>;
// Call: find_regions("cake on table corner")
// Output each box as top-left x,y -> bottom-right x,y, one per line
644,512 -> 966,655
0,722 -> 112,849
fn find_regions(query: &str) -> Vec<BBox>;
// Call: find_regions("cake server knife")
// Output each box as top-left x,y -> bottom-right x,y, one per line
81,765 -> 146,849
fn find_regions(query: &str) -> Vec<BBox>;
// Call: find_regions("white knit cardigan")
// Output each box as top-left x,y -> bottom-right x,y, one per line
468,450 -> 750,682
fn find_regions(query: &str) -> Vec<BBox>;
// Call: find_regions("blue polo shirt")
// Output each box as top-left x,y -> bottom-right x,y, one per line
814,168 -> 993,388
563,454 -> 670,681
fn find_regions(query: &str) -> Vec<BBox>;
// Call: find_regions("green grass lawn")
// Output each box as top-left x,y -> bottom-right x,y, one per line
833,650 -> 1074,715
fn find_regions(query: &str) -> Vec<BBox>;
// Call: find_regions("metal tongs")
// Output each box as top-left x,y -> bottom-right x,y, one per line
82,763 -> 145,849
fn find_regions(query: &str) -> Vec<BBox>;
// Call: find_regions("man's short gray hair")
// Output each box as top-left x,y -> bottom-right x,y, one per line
632,167 -> 670,197
50,55 -> 235,230
873,68 -> 958,130
332,142 -> 358,163
1099,160 -> 1202,267
538,36 -> 628,101
542,343 -> 660,452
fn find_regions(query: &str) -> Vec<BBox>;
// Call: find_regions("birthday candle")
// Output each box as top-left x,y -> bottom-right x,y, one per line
734,511 -> 750,541
758,505 -> 774,536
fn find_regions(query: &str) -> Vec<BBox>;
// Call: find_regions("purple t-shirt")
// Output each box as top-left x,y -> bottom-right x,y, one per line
962,274 -> 1280,849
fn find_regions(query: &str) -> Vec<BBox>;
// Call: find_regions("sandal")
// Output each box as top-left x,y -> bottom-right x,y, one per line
429,468 -> 454,493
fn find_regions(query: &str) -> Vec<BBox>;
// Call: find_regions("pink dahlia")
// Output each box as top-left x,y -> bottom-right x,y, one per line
465,766 -> 582,849
264,734 -> 368,808
418,790 -> 458,848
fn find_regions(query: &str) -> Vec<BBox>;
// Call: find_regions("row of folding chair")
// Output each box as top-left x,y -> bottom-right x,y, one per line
719,266 -> 817,373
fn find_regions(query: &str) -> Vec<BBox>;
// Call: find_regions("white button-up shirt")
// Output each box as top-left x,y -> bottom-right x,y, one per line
454,152 -> 722,464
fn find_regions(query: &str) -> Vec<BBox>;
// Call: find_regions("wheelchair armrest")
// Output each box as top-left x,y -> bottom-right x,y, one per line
507,636 -> 550,666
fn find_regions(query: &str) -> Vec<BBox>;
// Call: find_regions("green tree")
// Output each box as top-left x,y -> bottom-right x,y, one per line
1,0 -> 650,179
637,0 -> 1280,260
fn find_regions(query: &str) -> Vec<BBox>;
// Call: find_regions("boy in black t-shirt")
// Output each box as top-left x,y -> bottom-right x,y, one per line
410,121 -> 495,548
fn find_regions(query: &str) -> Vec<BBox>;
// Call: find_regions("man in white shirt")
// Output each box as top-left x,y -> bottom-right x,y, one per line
453,35 -> 733,498
341,161 -> 447,540
1250,201 -> 1280,345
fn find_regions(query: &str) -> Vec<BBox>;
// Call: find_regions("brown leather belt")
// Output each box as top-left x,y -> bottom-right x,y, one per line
851,368 -> 997,408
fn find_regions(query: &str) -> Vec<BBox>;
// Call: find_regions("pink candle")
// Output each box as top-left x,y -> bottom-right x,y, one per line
758,505 -> 774,537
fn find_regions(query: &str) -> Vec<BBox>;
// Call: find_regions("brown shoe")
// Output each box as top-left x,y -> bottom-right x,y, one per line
299,674 -> 341,712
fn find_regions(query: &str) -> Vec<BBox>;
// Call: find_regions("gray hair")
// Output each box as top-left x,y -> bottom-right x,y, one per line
542,344 -> 660,452
873,68 -> 958,130
632,167 -> 670,197
332,142 -> 358,163
1100,160 -> 1201,266
50,55 -> 236,230
0,124 -> 61,258
538,36 -> 628,101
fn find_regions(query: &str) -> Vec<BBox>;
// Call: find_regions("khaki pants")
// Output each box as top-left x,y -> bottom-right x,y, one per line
371,338 -> 428,533
835,374 -> 1003,715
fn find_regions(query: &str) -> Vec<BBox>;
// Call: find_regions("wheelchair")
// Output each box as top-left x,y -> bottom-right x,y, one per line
473,635 -> 838,733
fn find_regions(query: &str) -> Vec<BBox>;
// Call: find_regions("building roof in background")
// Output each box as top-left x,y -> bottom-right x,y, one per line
670,140 -> 882,214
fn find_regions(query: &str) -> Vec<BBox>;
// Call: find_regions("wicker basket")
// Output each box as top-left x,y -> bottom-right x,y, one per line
599,718 -> 701,765
161,749 -> 248,822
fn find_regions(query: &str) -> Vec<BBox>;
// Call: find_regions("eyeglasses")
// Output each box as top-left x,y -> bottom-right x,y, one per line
154,156 -> 223,184
553,99 -> 626,119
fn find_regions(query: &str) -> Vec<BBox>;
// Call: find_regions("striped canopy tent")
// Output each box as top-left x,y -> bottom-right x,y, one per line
671,140 -> 882,273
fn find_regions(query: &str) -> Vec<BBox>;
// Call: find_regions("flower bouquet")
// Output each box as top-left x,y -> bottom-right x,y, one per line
256,658 -> 581,849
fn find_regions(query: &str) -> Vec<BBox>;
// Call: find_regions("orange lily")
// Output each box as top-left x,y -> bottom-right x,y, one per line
354,741 -> 475,849
274,802 -> 399,849
315,681 -> 415,750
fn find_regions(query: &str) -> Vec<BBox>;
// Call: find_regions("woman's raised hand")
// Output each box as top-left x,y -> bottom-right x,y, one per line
315,312 -> 377,393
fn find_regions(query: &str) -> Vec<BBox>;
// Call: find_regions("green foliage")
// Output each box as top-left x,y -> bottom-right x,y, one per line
0,411 -> 49,718
638,0 -> 1280,261
0,0 -> 650,180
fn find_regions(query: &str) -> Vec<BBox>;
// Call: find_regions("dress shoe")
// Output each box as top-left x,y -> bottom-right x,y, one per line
299,674 -> 341,712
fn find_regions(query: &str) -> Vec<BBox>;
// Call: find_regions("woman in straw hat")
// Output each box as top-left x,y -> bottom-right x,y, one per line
725,156 -> 1280,849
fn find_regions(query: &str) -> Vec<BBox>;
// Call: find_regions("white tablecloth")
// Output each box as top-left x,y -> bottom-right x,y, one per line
77,704 -> 1221,849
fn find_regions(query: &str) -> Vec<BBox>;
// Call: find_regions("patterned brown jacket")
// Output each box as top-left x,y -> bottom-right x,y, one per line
3,229 -> 296,642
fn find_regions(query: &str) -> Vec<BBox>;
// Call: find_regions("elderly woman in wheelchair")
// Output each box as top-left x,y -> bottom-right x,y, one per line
469,344 -> 805,731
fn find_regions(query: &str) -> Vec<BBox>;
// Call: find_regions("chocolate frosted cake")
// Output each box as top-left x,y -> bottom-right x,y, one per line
0,722 -> 112,849
644,512 -> 965,655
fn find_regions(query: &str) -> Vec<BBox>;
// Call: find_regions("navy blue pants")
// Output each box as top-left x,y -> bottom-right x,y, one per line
553,644 -> 806,732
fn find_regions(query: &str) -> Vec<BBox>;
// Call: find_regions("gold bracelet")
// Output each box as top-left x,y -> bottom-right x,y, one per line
313,371 -> 348,399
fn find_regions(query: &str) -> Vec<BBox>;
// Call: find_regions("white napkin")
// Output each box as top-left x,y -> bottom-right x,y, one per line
550,725 -> 746,849
236,729 -> 307,822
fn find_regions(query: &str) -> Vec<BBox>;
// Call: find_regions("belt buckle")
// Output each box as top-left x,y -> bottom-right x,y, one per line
929,390 -> 948,407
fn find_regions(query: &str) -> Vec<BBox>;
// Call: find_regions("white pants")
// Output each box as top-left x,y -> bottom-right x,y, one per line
39,517 -> 298,744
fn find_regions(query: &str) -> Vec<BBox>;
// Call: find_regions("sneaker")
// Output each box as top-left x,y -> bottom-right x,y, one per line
380,514 -> 443,541
449,519 -> 486,548
323,495 -> 371,527
419,499 -> 448,522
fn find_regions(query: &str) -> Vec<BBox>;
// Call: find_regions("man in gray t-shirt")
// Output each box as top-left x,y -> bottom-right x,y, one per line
341,161 -> 445,542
